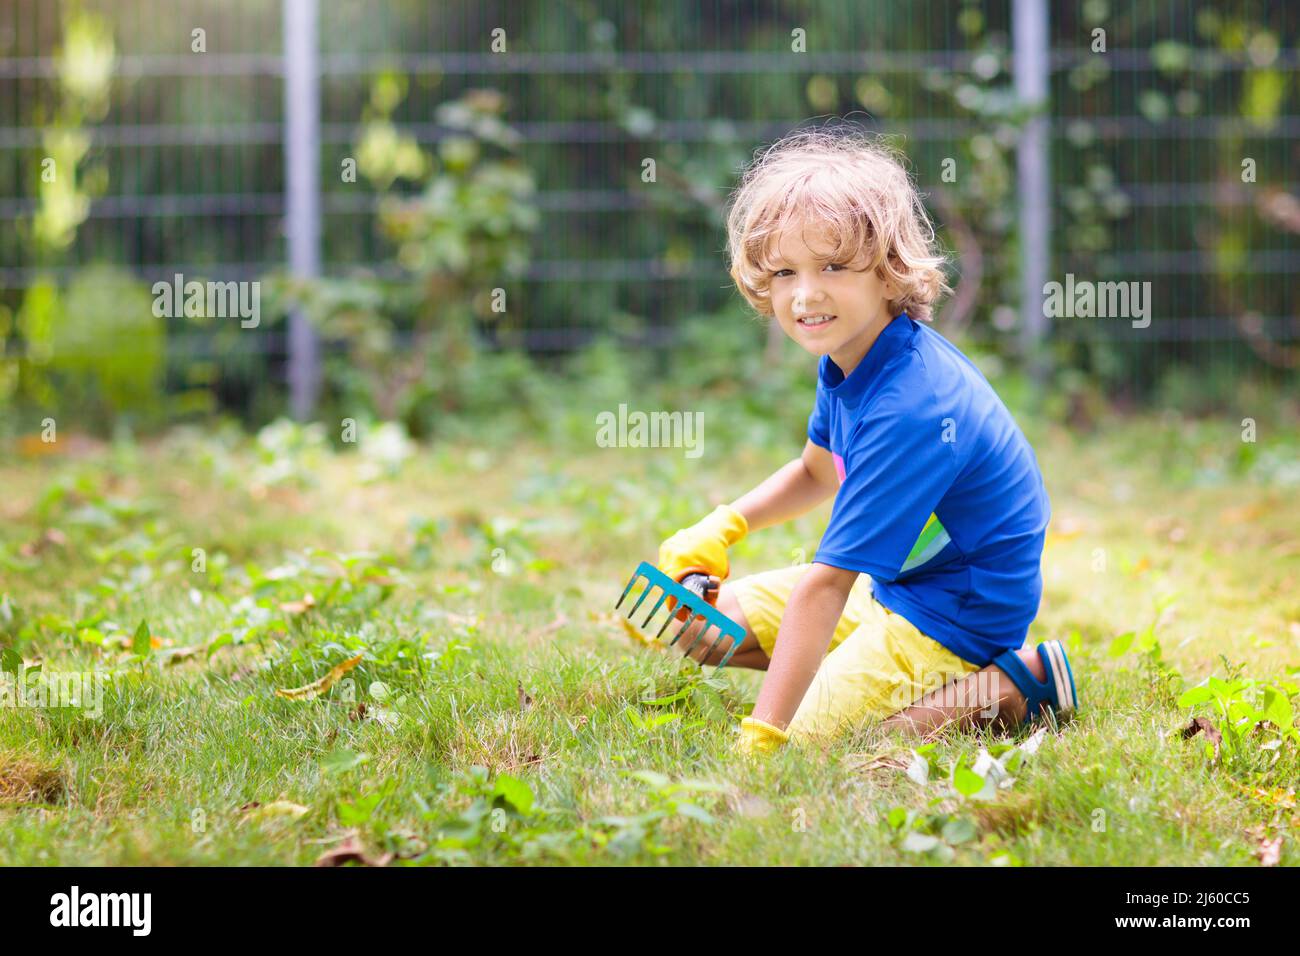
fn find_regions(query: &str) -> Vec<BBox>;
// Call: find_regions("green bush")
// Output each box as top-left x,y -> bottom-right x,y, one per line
11,265 -> 163,431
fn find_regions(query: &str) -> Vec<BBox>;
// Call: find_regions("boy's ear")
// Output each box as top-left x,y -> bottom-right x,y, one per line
873,260 -> 898,297
880,272 -> 900,301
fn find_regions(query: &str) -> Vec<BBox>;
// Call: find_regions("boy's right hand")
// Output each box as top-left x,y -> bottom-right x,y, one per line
657,503 -> 749,584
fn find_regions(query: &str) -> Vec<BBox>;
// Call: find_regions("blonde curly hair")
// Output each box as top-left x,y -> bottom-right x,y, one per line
725,127 -> 950,323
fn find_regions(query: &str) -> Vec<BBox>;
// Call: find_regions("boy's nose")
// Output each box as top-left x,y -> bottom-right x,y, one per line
793,286 -> 829,312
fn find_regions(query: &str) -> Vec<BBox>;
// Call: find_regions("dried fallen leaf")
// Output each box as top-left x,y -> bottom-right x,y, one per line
517,681 -> 533,712
567,714 -> 589,733
1181,716 -> 1222,760
16,435 -> 61,457
160,645 -> 203,665
843,750 -> 911,774
19,528 -> 67,557
1234,782 -> 1297,809
1045,515 -> 1085,544
278,593 -> 317,615
275,653 -> 363,701
313,834 -> 393,868
1219,503 -> 1266,525
528,611 -> 569,641
241,800 -> 309,823
100,632 -> 164,651
1257,835 -> 1283,867
732,793 -> 775,818
1144,514 -> 1186,543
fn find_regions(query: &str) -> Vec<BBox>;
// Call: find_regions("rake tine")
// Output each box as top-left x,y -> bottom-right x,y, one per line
680,621 -> 711,658
717,639 -> 740,668
614,573 -> 645,611
702,629 -> 729,664
626,581 -> 656,618
640,591 -> 669,628
653,604 -> 686,641
666,611 -> 699,648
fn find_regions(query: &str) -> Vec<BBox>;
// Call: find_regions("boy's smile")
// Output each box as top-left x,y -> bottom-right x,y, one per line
768,217 -> 899,377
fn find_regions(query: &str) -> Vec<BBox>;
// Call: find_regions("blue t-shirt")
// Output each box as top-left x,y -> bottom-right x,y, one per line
807,313 -> 1050,665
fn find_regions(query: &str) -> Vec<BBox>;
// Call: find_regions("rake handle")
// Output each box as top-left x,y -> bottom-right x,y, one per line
679,571 -> 720,603
671,567 -> 720,620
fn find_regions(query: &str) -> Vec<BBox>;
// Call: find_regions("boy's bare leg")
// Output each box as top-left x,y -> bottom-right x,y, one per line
878,647 -> 1048,737
636,592 -> 1050,737
656,593 -> 1051,730
645,584 -> 771,670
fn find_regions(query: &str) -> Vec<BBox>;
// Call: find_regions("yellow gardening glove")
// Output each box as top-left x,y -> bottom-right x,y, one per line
736,716 -> 790,756
657,503 -> 749,585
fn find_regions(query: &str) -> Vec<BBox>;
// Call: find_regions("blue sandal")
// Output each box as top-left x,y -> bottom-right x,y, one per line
990,640 -> 1078,730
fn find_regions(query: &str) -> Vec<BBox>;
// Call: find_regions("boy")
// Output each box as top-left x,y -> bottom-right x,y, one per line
625,129 -> 1076,754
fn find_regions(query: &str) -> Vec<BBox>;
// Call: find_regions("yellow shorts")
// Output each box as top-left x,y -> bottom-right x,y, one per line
730,564 -> 981,741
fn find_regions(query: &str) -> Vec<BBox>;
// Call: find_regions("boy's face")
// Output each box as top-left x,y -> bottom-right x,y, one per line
767,217 -> 898,376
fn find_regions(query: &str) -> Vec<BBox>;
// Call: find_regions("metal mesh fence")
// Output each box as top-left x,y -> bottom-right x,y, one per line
1,0 -> 1296,416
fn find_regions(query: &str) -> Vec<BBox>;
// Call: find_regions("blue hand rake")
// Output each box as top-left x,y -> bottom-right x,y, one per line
614,561 -> 746,667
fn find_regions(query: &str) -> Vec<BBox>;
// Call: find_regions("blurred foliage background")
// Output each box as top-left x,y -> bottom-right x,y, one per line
0,0 -> 1297,440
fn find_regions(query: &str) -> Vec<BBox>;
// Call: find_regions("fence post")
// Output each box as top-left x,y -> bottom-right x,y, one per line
1013,0 -> 1051,384
283,0 -> 321,419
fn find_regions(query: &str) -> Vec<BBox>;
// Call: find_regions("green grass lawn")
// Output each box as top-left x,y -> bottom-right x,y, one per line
1,410 -> 1298,866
